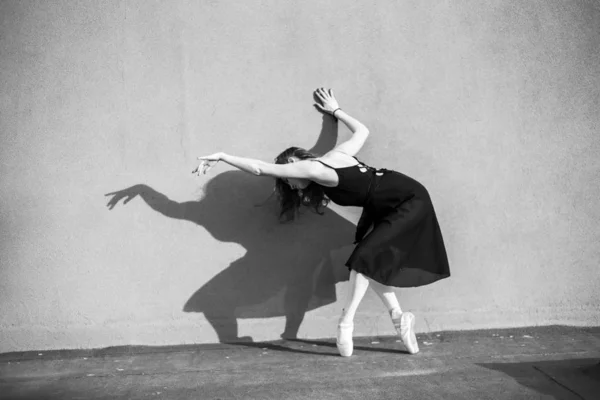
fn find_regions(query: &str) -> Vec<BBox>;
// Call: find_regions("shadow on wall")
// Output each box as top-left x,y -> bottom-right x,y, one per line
106,115 -> 356,342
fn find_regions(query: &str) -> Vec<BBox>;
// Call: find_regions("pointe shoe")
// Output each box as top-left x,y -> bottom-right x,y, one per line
391,310 -> 419,354
336,319 -> 354,357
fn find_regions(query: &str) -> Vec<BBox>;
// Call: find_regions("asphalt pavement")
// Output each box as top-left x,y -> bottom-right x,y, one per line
1,325 -> 599,400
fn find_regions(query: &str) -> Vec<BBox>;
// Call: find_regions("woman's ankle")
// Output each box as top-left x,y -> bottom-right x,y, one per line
389,307 -> 403,318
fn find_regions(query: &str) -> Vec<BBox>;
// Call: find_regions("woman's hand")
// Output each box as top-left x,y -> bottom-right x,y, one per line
314,87 -> 340,115
192,152 -> 224,176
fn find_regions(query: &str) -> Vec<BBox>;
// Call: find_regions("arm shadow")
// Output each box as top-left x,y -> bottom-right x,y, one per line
105,120 -> 354,343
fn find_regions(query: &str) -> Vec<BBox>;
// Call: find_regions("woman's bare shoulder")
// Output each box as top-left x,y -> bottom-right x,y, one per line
318,150 -> 359,168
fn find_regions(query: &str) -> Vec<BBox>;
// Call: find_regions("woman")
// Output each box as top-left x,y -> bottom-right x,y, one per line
193,88 -> 451,357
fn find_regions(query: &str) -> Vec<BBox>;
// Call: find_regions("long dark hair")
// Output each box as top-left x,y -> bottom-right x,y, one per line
274,147 -> 330,221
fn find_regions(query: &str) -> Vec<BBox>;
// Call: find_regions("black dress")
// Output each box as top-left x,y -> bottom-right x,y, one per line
313,157 -> 450,288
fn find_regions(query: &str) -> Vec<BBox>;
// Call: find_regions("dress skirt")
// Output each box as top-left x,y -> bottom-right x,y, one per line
345,187 -> 451,288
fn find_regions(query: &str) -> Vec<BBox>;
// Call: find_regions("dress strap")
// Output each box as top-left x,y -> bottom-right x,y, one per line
312,159 -> 335,169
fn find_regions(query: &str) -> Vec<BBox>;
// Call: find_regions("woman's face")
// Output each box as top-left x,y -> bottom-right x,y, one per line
283,177 -> 310,190
282,156 -> 311,190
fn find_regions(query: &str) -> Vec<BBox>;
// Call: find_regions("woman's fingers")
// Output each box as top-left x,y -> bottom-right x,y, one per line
315,90 -> 326,103
319,87 -> 329,99
192,161 -> 204,175
192,160 -> 218,176
203,161 -> 216,174
315,87 -> 335,102
314,103 -> 325,112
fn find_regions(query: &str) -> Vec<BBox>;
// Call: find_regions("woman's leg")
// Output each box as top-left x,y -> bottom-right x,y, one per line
337,269 -> 369,357
366,277 -> 402,313
367,277 -> 419,354
340,269 -> 370,324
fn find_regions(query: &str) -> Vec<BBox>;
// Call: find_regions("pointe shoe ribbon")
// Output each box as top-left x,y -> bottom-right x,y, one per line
336,321 -> 354,357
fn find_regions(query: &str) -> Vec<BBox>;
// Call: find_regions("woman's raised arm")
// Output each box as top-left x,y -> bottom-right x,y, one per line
314,88 -> 369,157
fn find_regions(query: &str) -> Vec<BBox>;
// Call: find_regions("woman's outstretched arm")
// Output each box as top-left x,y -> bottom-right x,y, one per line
193,152 -> 320,180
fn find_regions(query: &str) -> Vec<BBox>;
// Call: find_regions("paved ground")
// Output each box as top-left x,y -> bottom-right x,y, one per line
1,325 -> 599,400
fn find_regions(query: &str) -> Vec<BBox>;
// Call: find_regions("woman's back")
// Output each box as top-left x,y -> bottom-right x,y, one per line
314,152 -> 427,210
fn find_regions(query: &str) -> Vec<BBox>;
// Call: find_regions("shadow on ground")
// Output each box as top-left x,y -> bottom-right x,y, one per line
477,358 -> 600,400
231,337 -> 411,357
105,114 -> 356,342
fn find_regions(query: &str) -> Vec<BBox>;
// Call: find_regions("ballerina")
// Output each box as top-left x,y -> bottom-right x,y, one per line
193,88 -> 451,356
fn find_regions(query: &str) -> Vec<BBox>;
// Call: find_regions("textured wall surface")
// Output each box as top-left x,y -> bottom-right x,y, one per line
1,0 -> 599,352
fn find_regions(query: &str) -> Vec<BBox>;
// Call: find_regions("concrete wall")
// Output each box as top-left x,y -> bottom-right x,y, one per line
1,0 -> 599,352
